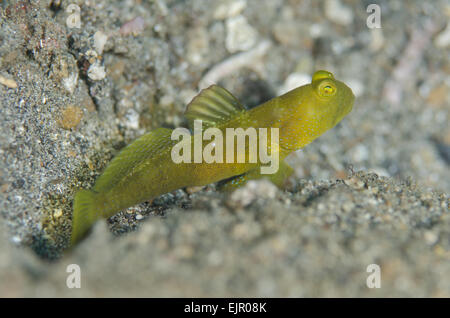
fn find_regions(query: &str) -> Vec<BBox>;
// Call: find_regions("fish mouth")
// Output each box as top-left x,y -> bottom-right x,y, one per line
345,90 -> 355,115
342,85 -> 355,115
333,88 -> 355,126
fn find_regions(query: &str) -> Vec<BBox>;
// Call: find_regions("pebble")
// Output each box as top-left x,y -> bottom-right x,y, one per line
273,21 -> 302,46
83,96 -> 96,112
58,106 -> 83,130
350,144 -> 369,162
0,75 -> 17,88
225,15 -> 258,53
53,208 -> 63,218
342,201 -> 355,213
199,40 -> 271,88
186,186 -> 205,194
426,84 -> 447,108
159,95 -> 174,108
62,73 -> 78,94
124,108 -> 140,130
369,28 -> 385,52
324,0 -> 354,26
10,236 -> 22,244
93,31 -> 108,54
186,27 -> 209,65
228,179 -> 277,208
108,60 -> 125,81
345,79 -> 365,97
434,23 -> 450,48
278,73 -> 311,95
309,23 -> 324,38
88,61 -> 106,81
50,54 -> 79,94
214,0 -> 247,20
119,16 -> 145,36
344,177 -> 365,190
423,231 -> 439,245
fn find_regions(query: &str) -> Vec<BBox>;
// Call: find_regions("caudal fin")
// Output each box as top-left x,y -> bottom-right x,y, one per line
71,189 -> 100,246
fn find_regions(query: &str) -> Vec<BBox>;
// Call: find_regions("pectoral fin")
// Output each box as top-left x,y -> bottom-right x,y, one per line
217,160 -> 294,191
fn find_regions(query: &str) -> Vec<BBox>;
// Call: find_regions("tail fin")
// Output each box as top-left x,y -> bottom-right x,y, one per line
71,189 -> 100,246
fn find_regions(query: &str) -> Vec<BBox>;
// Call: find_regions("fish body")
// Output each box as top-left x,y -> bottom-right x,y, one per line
71,70 -> 355,244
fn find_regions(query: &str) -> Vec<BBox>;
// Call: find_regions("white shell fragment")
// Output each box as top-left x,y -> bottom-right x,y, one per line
88,61 -> 106,81
93,31 -> 108,54
225,15 -> 258,53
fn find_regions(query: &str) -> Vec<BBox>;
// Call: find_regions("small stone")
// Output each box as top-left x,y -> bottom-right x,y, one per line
159,95 -> 174,107
119,16 -> 145,36
124,108 -> 140,130
434,23 -> 450,48
424,231 -> 438,245
278,73 -> 311,95
10,236 -> 21,244
186,27 -> 209,65
83,96 -> 96,112
58,106 -> 83,129
93,31 -> 108,54
214,0 -> 247,20
186,186 -> 205,194
225,15 -> 258,53
344,176 -> 365,190
228,179 -> 277,208
420,192 -> 433,201
273,21 -> 302,46
174,245 -> 194,259
309,24 -> 324,38
50,53 -> 79,94
0,75 -> 17,88
366,184 -> 378,194
88,61 -> 106,81
207,250 -> 223,266
53,208 -> 63,218
108,59 -> 125,81
0,184 -> 9,193
369,28 -> 385,52
324,0 -> 354,26
350,144 -> 369,162
427,84 -> 447,108
342,201 -> 355,213
68,150 -> 77,157
85,49 -> 98,63
62,72 -> 78,94
369,168 -> 390,178
345,79 -> 365,97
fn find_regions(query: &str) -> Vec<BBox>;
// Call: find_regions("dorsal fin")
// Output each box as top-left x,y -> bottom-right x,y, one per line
93,128 -> 174,192
185,85 -> 245,131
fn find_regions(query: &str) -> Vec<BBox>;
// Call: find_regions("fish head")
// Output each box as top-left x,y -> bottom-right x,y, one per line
307,70 -> 355,130
277,70 -> 355,151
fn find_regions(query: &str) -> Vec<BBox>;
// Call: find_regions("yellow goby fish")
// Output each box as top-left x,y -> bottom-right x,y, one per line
71,70 -> 354,245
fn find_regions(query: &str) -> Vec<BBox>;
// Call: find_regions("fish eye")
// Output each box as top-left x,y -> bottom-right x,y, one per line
317,81 -> 336,98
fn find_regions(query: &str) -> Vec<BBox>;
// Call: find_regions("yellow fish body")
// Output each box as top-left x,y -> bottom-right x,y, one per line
71,70 -> 355,245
